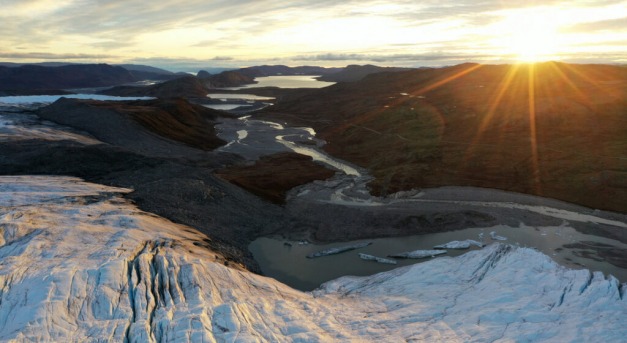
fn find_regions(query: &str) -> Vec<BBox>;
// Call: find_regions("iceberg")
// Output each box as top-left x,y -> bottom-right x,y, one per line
490,231 -> 508,241
388,249 -> 447,259
434,239 -> 484,249
306,241 -> 372,258
358,253 -> 398,264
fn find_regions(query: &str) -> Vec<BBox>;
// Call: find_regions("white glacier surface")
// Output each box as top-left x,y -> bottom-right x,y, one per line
0,176 -> 625,342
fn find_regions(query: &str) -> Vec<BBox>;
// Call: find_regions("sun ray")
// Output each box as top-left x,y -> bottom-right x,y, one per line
545,62 -> 592,106
527,63 -> 542,195
326,64 -> 483,138
414,63 -> 484,95
463,64 -> 521,163
558,63 -> 624,102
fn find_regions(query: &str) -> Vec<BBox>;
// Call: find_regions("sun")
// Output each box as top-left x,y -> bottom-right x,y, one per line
493,8 -> 563,63
510,21 -> 560,62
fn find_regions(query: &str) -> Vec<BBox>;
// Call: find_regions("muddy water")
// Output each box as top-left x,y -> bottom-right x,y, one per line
250,224 -> 627,291
216,115 -> 627,290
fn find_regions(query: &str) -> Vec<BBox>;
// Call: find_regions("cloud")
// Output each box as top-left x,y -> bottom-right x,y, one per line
0,0 -> 625,67
209,56 -> 234,61
293,52 -> 491,63
565,16 -> 627,32
0,52 -> 119,60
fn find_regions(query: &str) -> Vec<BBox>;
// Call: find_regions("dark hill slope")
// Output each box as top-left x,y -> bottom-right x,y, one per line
259,62 -> 627,212
0,64 -> 136,90
201,71 -> 255,88
38,97 -> 229,155
100,75 -> 208,98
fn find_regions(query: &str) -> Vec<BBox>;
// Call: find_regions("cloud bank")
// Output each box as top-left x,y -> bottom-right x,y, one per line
1,0 -> 625,70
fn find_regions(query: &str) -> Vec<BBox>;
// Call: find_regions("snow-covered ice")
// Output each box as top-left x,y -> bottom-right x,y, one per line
434,239 -> 484,249
0,176 -> 625,342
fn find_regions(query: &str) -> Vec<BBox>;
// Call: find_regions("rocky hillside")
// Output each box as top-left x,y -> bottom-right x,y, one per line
200,70 -> 255,88
38,97 -> 230,154
259,62 -> 627,212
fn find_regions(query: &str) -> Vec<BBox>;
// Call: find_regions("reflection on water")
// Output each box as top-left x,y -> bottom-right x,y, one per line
203,104 -> 253,111
276,134 -> 361,176
216,116 -> 363,176
249,224 -> 627,291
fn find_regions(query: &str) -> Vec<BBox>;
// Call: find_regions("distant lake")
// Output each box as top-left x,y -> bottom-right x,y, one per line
206,93 -> 275,101
202,104 -> 253,111
225,75 -> 335,90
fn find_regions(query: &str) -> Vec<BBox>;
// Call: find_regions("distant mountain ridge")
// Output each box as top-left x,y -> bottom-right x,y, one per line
0,62 -> 406,94
0,64 -> 136,90
316,64 -> 414,82
236,65 -> 342,78
0,63 -> 185,91
116,64 -> 183,81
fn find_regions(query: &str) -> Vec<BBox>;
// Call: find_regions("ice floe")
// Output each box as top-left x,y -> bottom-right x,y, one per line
307,242 -> 372,258
388,249 -> 448,259
358,253 -> 398,264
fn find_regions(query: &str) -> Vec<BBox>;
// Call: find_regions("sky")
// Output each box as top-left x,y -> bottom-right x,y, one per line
1,0 -> 626,71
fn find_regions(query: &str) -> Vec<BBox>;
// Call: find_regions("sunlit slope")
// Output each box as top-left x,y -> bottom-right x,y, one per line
262,62 -> 627,212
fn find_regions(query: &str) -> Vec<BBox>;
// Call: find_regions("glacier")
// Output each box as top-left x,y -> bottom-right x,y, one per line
0,176 -> 625,342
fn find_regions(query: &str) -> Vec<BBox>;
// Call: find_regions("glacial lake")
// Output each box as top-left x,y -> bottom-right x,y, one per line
250,224 -> 627,291
206,93 -> 275,101
223,75 -> 335,90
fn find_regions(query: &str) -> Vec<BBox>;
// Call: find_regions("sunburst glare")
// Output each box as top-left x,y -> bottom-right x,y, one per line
493,8 -> 563,62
